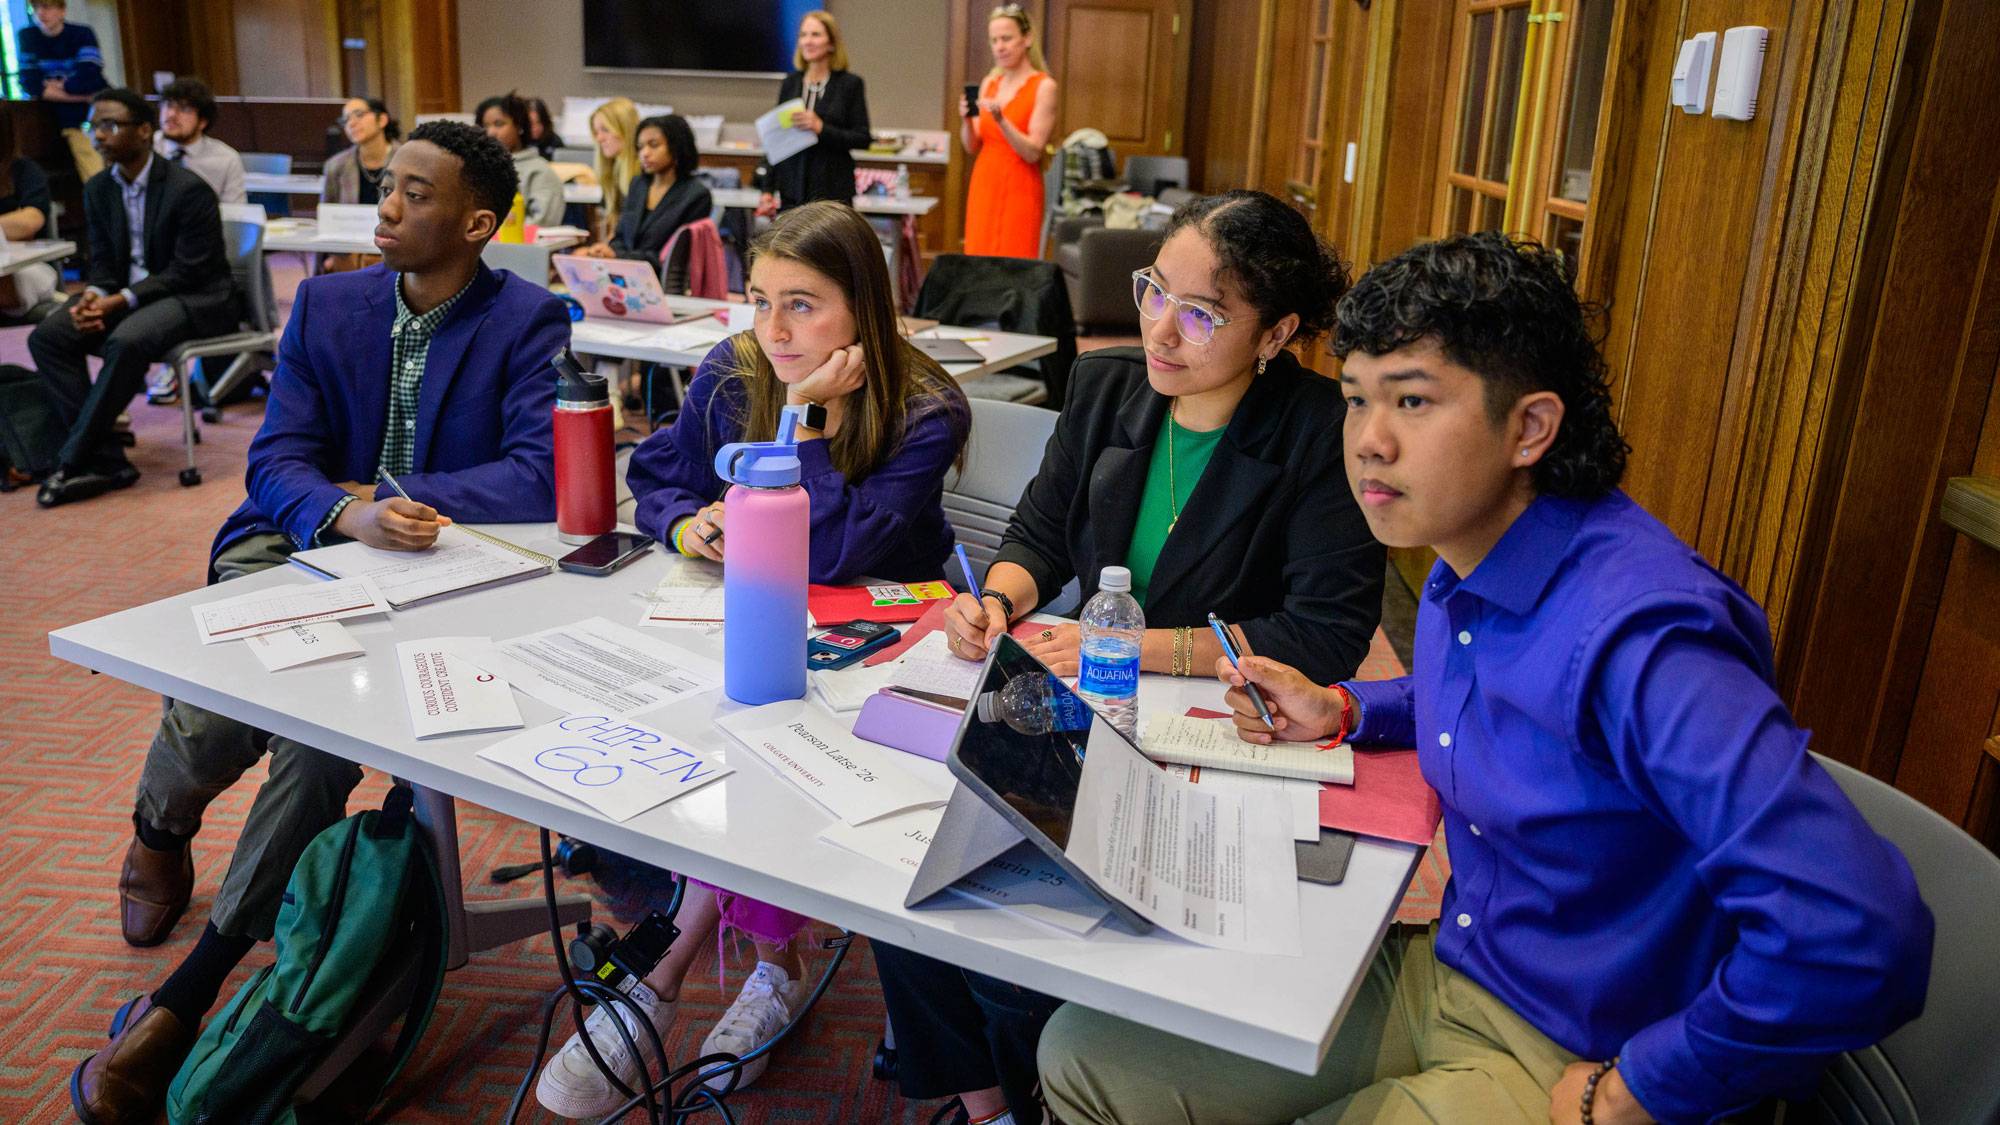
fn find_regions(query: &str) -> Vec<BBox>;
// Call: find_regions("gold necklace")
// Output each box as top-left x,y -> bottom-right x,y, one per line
1168,398 -> 1181,533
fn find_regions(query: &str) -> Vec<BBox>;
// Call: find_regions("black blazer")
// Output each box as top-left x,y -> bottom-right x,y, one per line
994,348 -> 1384,685
612,174 -> 714,286
83,154 -> 239,334
767,69 -> 870,208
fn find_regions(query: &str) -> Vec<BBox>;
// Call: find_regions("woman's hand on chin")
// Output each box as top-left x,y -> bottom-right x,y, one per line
786,344 -> 867,405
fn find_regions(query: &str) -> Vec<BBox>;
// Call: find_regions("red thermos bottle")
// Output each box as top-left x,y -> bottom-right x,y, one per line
550,349 -> 615,544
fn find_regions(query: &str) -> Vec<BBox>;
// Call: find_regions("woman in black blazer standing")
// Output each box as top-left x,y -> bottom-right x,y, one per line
579,114 -> 713,289
760,9 -> 870,211
878,190 -> 1384,1125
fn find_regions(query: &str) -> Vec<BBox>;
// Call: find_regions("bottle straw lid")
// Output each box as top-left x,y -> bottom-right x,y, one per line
714,404 -> 809,487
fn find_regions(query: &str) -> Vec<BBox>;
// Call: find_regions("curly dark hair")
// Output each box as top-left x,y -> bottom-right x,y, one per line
1162,190 -> 1350,346
161,77 -> 219,126
407,120 -> 518,221
636,114 -> 701,180
1333,232 -> 1628,498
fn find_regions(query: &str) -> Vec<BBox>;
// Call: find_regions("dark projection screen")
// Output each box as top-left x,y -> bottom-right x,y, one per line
582,0 -> 818,75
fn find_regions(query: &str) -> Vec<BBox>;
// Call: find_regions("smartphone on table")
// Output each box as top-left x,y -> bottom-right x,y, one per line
809,621 -> 902,669
557,531 -> 654,576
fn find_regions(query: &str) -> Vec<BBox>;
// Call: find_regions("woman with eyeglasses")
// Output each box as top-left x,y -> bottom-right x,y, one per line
321,96 -> 400,205
889,191 -> 1384,1125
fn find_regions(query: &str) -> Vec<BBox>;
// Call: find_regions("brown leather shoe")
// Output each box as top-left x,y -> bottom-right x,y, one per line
119,834 -> 193,947
70,994 -> 194,1125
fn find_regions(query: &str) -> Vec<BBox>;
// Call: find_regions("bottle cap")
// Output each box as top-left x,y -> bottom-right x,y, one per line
550,349 -> 608,406
1099,565 -> 1132,593
714,404 -> 809,487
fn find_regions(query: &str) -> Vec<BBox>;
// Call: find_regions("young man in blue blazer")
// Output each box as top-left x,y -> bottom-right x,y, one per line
71,120 -> 571,1125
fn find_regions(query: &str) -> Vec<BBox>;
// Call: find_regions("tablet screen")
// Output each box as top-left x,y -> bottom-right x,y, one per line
953,635 -> 1104,849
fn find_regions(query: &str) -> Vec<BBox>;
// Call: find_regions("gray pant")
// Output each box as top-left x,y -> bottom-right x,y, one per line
133,533 -> 364,940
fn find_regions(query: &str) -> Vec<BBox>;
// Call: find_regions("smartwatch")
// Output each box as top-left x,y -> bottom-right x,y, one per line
797,401 -> 828,432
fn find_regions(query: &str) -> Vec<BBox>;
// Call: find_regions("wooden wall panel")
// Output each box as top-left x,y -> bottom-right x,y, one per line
1185,0 -> 1263,191
1053,8 -> 1157,145
232,0 -> 338,98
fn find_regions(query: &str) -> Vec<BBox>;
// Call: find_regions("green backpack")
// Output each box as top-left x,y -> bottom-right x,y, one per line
167,783 -> 450,1125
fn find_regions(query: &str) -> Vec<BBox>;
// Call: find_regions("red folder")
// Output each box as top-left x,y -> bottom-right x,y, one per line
809,581 -> 958,626
1185,707 -> 1440,847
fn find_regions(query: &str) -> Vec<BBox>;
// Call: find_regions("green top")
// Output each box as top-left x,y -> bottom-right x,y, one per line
1124,413 -> 1227,605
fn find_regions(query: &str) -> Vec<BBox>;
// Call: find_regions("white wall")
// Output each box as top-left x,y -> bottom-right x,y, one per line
456,0 -> 949,137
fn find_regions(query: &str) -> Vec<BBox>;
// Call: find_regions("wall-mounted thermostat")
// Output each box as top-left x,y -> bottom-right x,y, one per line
1711,26 -> 1770,121
1671,32 -> 1716,115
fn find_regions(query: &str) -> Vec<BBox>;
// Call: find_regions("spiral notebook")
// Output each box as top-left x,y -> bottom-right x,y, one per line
289,525 -> 555,609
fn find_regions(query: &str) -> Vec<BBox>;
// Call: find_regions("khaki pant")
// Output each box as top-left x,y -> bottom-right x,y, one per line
132,533 -> 364,940
1038,925 -> 1579,1124
63,126 -> 103,181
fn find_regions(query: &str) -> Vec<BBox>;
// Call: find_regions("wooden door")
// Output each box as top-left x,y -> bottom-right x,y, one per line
1046,0 -> 1191,157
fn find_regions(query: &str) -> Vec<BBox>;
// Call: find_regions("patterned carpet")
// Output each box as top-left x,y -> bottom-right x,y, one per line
0,305 -> 1439,1123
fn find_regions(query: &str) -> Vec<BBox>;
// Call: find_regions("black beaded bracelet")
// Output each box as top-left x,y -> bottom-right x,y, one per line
982,588 -> 1016,623
1580,1056 -> 1619,1125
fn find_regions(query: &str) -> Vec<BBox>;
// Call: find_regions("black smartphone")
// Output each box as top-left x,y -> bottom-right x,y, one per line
808,621 -> 901,669
963,84 -> 981,118
557,531 -> 654,576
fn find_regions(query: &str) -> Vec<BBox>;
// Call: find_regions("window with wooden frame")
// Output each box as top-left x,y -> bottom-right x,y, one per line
1433,0 -> 1615,277
1289,0 -> 1337,205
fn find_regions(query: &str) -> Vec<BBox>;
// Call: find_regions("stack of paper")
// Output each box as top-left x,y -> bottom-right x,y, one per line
192,578 -> 389,645
290,525 -> 551,608
640,558 -> 726,626
1141,714 -> 1354,784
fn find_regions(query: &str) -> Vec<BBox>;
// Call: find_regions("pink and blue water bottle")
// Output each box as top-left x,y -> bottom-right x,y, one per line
713,405 -> 811,704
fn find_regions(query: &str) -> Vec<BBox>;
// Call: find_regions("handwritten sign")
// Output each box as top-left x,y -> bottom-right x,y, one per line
717,699 -> 948,825
397,637 -> 522,739
478,714 -> 733,822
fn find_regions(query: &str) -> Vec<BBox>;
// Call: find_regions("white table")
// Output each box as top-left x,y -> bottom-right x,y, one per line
244,172 -> 325,197
264,221 -> 586,274
562,181 -> 937,218
50,534 -> 1420,1075
571,301 -> 1057,385
0,238 -> 74,276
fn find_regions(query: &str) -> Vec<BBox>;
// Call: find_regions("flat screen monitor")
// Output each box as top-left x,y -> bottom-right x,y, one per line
582,0 -> 819,76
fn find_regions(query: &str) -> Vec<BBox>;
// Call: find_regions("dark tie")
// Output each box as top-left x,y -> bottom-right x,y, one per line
170,148 -> 185,164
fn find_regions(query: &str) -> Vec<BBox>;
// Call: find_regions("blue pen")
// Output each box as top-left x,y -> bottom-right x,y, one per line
1208,612 -> 1275,727
954,543 -> 981,602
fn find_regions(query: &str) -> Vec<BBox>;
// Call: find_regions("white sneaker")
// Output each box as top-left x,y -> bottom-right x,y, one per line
698,961 -> 808,1091
535,981 -> 675,1120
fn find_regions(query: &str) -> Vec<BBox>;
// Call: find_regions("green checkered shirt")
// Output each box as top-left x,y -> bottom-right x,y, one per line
313,274 -> 471,544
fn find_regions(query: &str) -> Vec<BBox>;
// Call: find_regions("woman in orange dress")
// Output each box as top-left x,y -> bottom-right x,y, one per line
960,4 -> 1060,257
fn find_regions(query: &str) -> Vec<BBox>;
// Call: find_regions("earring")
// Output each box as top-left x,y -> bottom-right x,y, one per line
1521,449 -> 1531,457
1256,356 -> 1268,375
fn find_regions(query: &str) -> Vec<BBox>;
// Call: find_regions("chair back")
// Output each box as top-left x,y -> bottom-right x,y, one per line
1799,754 -> 2000,1125
1123,155 -> 1190,197
944,397 -> 1057,574
914,254 -> 1076,405
240,152 -> 292,176
480,240 -> 554,288
219,211 -> 273,332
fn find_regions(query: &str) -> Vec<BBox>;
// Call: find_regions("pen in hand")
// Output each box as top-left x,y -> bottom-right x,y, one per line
1208,612 -> 1275,727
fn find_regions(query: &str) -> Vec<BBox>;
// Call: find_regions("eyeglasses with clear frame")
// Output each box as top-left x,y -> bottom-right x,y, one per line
1131,269 -> 1241,346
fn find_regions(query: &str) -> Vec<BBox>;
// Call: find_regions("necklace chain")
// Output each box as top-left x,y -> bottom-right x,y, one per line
1168,398 -> 1181,533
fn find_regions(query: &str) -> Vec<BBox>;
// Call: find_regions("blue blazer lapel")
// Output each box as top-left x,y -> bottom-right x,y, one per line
411,265 -> 500,469
350,273 -> 396,473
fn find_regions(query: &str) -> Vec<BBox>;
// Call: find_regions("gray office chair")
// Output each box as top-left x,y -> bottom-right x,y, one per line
166,209 -> 280,486
241,152 -> 294,218
942,397 -> 1080,613
1123,154 -> 1190,197
1795,753 -> 2000,1125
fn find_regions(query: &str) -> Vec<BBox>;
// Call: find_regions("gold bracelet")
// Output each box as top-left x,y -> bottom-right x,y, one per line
1172,626 -> 1192,676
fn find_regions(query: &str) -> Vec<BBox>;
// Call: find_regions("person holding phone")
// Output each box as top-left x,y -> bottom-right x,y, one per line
535,201 -> 970,1120
881,190 -> 1385,1125
1038,234 -> 1934,1125
960,3 -> 1058,257
758,9 -> 871,213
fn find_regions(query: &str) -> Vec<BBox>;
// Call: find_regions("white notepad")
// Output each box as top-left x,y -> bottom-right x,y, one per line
290,525 -> 554,609
1140,715 -> 1355,784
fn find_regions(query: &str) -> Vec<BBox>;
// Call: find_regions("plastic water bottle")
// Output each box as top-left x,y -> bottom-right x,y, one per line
894,163 -> 911,200
1076,566 -> 1144,740
713,405 -> 811,705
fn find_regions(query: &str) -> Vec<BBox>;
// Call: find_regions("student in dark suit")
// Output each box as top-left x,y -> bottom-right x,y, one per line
30,87 -> 240,508
70,121 -> 570,1125
759,9 -> 871,211
884,190 -> 1385,1125
576,114 -> 713,290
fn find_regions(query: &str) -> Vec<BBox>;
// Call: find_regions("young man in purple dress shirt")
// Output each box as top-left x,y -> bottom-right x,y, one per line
1037,233 -> 1934,1125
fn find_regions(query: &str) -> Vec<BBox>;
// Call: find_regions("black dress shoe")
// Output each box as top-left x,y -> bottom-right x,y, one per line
36,464 -> 140,508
